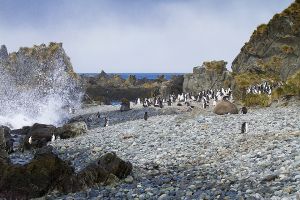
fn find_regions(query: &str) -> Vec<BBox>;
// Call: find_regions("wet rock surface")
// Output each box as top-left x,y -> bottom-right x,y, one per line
0,146 -> 132,199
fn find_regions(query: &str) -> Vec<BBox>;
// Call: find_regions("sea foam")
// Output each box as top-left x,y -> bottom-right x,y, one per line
0,63 -> 83,129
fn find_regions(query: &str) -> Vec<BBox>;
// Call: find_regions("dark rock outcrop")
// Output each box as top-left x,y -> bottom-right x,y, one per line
159,75 -> 184,97
0,126 -> 13,154
82,71 -> 184,104
0,146 -> 74,199
0,147 -> 132,199
0,129 -> 9,162
23,123 -> 57,150
232,1 -> 300,81
183,61 -> 232,93
213,100 -> 239,115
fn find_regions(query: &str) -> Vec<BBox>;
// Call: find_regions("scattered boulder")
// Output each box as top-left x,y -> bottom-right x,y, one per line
23,123 -> 57,150
58,121 -> 88,139
213,100 -> 239,115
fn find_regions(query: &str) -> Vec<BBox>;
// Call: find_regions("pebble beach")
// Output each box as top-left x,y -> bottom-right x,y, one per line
38,101 -> 300,200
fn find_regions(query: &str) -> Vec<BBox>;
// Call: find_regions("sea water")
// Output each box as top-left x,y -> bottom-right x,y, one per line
80,73 -> 184,80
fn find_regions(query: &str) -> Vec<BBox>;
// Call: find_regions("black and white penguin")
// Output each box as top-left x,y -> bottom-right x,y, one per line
28,136 -> 32,144
104,117 -> 109,127
51,134 -> 55,142
241,122 -> 248,133
241,107 -> 248,114
159,100 -> 163,108
144,112 -> 148,121
96,112 -> 101,118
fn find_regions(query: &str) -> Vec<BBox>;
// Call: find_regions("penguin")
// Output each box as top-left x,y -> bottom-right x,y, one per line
241,107 -> 248,114
213,100 -> 217,107
167,99 -> 172,106
159,100 -> 163,108
137,98 -> 141,105
104,117 -> 109,127
96,112 -> 101,118
241,122 -> 248,133
28,136 -> 32,144
69,106 -> 75,114
144,112 -> 148,121
51,134 -> 55,142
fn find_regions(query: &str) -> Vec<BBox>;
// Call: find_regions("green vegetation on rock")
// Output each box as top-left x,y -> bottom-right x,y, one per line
243,94 -> 271,107
203,60 -> 227,74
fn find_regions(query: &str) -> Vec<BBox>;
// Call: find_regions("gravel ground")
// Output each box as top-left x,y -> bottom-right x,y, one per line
38,102 -> 300,199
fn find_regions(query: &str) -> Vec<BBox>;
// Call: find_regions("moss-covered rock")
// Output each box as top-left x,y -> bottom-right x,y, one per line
232,0 -> 300,81
183,61 -> 232,93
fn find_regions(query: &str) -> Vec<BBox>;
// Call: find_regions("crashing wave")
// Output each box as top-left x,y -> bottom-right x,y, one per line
0,43 -> 83,129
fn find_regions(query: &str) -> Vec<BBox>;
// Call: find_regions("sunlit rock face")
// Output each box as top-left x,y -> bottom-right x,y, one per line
0,43 -> 83,129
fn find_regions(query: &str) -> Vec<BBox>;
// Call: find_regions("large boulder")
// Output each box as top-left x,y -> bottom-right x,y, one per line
183,61 -> 232,94
213,100 -> 239,115
58,121 -> 88,139
62,152 -> 133,193
23,123 -> 57,150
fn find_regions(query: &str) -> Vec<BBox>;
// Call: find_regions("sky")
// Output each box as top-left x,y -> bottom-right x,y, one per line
0,0 -> 294,73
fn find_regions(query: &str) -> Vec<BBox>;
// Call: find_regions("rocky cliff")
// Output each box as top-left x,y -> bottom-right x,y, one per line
183,60 -> 232,93
232,0 -> 300,81
0,43 -> 79,89
0,43 -> 82,128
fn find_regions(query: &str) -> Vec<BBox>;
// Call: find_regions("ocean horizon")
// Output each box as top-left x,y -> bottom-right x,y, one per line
79,73 -> 185,80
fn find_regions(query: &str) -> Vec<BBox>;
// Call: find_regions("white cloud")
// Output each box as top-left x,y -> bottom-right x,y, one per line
0,0 -> 294,73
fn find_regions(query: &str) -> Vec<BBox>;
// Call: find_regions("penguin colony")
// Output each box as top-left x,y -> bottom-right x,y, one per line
137,87 -> 233,109
246,81 -> 283,95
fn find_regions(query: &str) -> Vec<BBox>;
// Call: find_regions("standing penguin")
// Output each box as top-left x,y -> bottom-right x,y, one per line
241,107 -> 248,114
28,136 -> 32,144
51,134 -> 55,142
104,117 -> 109,127
144,112 -> 148,121
241,122 -> 248,133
